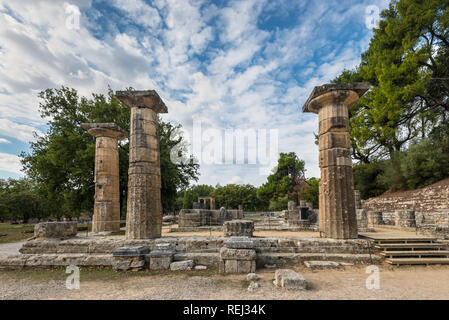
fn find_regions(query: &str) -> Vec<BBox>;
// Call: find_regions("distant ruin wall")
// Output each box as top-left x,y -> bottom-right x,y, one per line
362,181 -> 449,226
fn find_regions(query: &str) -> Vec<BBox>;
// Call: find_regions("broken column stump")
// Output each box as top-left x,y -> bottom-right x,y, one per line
116,90 -> 168,239
219,237 -> 256,274
302,83 -> 370,239
223,220 -> 254,237
81,123 -> 128,234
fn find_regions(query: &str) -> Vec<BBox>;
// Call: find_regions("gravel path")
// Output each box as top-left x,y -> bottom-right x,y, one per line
1,265 -> 449,300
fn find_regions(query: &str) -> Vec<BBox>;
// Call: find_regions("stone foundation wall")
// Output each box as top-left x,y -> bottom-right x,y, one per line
19,236 -> 374,256
178,209 -> 243,228
362,179 -> 449,214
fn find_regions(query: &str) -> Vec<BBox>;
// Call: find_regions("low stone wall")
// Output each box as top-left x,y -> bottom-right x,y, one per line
34,222 -> 78,239
0,236 -> 384,269
178,209 -> 243,228
18,236 -> 376,255
362,178 -> 449,214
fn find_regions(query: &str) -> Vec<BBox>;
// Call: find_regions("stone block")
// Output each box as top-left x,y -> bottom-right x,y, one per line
219,246 -> 257,274
148,243 -> 175,270
220,248 -> 257,261
170,260 -> 194,271
34,222 -> 78,239
247,273 -> 259,281
112,246 -> 150,257
274,269 -> 308,290
304,261 -> 340,268
223,220 -> 254,237
225,237 -> 254,249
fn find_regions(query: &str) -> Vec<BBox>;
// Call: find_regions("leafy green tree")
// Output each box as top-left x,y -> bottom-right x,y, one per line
0,179 -> 45,223
333,0 -> 449,163
257,152 -> 306,209
21,87 -> 199,218
214,184 -> 265,211
302,178 -> 320,209
180,185 -> 215,209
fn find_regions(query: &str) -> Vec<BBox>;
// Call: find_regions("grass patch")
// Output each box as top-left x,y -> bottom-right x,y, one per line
0,223 -> 34,244
0,266 -> 221,283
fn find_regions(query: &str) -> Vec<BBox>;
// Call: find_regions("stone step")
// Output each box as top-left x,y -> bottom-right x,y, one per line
0,254 -> 113,269
372,238 -> 437,244
386,258 -> 449,266
375,243 -> 446,251
380,251 -> 449,258
256,252 -> 381,266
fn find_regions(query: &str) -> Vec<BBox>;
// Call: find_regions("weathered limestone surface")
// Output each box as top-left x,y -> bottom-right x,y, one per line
116,90 -> 167,239
112,246 -> 149,271
303,83 -> 370,239
354,190 -> 362,209
170,260 -> 194,271
219,237 -> 256,274
274,269 -> 307,290
367,211 -> 384,226
34,222 -> 77,239
223,220 -> 254,237
362,178 -> 449,214
148,243 -> 175,270
395,210 -> 416,228
357,209 -> 369,231
178,208 -> 243,228
81,123 -> 128,233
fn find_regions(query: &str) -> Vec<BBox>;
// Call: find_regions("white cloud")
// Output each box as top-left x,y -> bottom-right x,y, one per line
0,0 -> 390,184
0,138 -> 10,144
0,152 -> 23,175
0,119 -> 41,143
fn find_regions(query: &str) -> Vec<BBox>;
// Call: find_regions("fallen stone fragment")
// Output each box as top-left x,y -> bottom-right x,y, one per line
247,273 -> 259,281
170,260 -> 194,271
274,269 -> 308,290
248,281 -> 260,293
304,261 -> 340,268
194,265 -> 207,270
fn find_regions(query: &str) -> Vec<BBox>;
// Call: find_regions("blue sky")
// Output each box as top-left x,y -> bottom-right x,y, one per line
0,0 -> 389,186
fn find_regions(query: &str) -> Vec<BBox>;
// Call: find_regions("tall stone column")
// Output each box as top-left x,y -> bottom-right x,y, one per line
116,90 -> 168,239
302,83 -> 369,239
81,123 -> 128,233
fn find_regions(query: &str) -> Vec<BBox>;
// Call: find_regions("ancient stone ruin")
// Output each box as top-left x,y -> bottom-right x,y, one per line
81,123 -> 128,234
116,90 -> 167,240
284,201 -> 317,230
177,207 -> 243,230
302,83 -> 370,239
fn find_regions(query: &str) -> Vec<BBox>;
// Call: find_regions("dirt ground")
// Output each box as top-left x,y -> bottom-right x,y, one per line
1,264 -> 449,300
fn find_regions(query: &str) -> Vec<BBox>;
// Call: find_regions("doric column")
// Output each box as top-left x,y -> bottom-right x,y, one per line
116,90 -> 168,239
81,123 -> 128,233
302,83 -> 369,239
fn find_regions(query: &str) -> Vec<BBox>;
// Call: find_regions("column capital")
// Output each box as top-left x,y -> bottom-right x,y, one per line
81,123 -> 129,140
302,83 -> 370,114
116,90 -> 168,114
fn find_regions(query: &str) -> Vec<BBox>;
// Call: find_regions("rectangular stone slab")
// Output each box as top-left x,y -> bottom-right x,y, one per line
112,246 -> 150,257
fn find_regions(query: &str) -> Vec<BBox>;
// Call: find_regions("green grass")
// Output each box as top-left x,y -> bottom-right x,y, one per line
0,267 -> 220,283
0,223 -> 34,244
